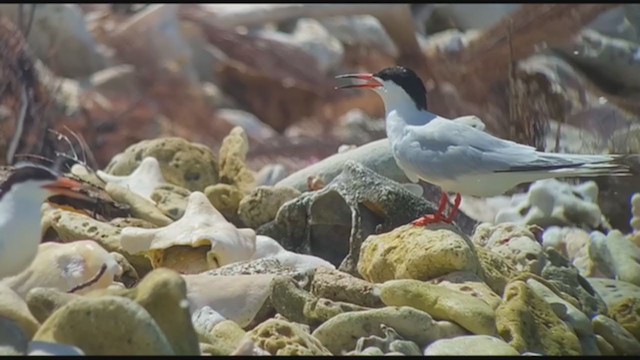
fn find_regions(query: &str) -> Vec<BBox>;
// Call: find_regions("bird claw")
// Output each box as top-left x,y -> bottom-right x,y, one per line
411,192 -> 462,227
411,214 -> 444,227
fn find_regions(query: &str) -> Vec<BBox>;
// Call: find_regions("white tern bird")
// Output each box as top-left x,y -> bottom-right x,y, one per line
336,66 -> 631,226
0,164 -> 90,278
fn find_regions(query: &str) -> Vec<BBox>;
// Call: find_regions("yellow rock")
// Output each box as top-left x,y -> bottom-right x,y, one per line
609,297 -> 640,341
495,280 -> 581,355
358,225 -> 479,283
203,320 -> 247,355
379,279 -> 496,336
248,319 -> 331,355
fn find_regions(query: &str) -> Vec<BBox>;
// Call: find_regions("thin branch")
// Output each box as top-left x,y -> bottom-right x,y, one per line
6,86 -> 29,165
68,263 -> 108,294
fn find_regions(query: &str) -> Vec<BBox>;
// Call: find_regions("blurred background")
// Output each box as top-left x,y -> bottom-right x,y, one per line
1,3 -> 640,176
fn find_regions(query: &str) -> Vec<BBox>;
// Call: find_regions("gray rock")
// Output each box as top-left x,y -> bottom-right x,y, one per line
269,276 -> 368,327
555,29 -> 640,92
263,161 -> 477,275
0,317 -> 28,355
541,248 -> 608,318
275,139 -> 407,192
204,257 -> 309,285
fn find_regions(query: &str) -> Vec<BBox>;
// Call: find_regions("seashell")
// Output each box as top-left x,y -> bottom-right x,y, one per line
1,240 -> 122,297
97,157 -> 167,200
120,192 -> 256,273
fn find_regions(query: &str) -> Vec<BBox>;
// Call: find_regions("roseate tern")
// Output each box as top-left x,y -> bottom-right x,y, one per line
336,66 -> 631,226
0,164 -> 91,278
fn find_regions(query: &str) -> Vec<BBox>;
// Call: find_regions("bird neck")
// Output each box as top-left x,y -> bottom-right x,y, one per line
382,96 -> 436,141
0,185 -> 48,225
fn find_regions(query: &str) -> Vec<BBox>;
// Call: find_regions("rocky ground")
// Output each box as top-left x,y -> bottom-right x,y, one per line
1,3 -> 640,357
0,128 -> 639,356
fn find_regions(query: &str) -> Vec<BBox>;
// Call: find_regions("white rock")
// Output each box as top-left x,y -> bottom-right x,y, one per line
182,273 -> 273,327
191,306 -> 226,335
0,240 -> 122,298
495,179 -> 605,229
423,335 -> 519,355
590,230 -> 640,286
97,157 -> 167,200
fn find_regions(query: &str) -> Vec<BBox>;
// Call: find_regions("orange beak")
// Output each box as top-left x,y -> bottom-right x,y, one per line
42,177 -> 91,200
335,73 -> 382,90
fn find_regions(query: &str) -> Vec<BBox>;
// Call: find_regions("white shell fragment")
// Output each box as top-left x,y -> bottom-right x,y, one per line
120,192 -> 256,269
97,157 -> 167,200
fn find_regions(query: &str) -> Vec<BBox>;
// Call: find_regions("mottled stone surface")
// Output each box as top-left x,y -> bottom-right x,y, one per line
238,186 -> 301,229
33,296 -> 174,355
358,224 -> 480,283
248,318 -> 331,355
105,137 -> 219,192
379,279 -> 496,336
495,280 -> 581,355
312,306 -> 467,354
310,267 -> 384,308
592,315 -> 640,355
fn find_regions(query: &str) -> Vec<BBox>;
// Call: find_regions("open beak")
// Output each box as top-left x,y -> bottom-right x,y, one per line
42,177 -> 91,200
335,73 -> 382,90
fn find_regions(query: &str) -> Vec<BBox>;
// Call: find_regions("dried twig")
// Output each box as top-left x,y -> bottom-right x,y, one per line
67,263 -> 108,294
6,86 -> 28,165
17,4 -> 37,40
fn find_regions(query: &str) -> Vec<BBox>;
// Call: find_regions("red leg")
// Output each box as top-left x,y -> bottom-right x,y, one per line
443,192 -> 462,224
412,192 -> 449,226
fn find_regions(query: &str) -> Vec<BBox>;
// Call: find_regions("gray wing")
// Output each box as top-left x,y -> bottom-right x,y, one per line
397,118 -> 585,181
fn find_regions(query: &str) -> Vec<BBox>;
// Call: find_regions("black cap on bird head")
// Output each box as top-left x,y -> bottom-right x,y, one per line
373,66 -> 428,111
